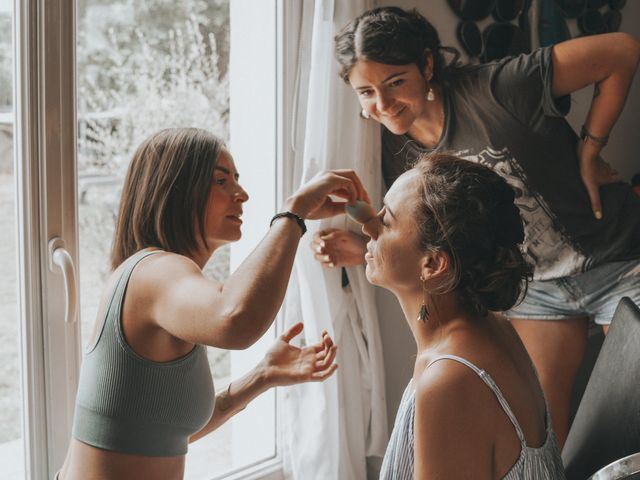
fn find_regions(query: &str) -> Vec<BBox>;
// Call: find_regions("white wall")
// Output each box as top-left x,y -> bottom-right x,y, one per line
374,0 -> 640,429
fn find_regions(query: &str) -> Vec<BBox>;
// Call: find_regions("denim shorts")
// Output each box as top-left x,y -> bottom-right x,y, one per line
505,259 -> 640,325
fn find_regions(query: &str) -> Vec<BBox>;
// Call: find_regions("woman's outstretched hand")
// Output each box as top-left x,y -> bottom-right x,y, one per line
310,228 -> 368,268
260,322 -> 338,387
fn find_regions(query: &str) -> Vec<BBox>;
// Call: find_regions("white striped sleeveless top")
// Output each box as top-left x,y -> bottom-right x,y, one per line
379,354 -> 566,479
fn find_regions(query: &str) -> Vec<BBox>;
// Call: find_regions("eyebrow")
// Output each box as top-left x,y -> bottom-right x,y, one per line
382,201 -> 397,219
215,166 -> 239,179
355,72 -> 408,91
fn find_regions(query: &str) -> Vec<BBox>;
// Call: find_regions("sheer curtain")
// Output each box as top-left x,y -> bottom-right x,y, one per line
281,1 -> 388,479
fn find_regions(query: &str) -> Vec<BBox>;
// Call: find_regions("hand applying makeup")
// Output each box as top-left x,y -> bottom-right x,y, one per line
310,199 -> 376,268
345,199 -> 377,224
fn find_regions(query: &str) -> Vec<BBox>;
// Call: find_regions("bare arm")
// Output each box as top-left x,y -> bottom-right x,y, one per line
189,363 -> 270,442
190,323 -> 337,442
552,33 -> 640,217
552,32 -> 640,135
151,170 -> 368,349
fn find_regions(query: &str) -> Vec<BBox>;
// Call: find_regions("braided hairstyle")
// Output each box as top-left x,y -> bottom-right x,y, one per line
334,6 -> 459,83
413,153 -> 533,317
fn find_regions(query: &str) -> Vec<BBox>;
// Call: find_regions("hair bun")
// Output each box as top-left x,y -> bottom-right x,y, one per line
413,153 -> 532,317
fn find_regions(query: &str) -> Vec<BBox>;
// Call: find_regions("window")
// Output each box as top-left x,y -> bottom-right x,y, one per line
0,0 -> 24,477
6,0 -> 283,478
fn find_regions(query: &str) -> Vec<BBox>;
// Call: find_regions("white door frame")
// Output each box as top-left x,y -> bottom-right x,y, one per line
14,0 -> 81,477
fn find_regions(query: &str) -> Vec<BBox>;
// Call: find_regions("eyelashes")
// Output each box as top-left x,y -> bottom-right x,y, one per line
378,211 -> 388,227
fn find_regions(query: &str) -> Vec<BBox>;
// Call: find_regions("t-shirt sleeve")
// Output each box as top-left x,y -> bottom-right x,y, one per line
490,46 -> 571,127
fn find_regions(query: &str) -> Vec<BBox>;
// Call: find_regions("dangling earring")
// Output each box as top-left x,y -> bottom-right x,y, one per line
418,303 -> 429,322
417,275 -> 429,322
426,86 -> 435,102
360,108 -> 370,119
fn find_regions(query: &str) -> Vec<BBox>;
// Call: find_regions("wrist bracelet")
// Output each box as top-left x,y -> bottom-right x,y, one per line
270,211 -> 307,236
580,125 -> 609,147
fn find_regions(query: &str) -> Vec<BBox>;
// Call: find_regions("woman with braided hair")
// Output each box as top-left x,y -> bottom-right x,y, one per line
359,153 -> 565,479
313,6 -> 640,447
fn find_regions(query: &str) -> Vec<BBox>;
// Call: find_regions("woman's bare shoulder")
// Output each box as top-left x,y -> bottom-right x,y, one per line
413,356 -> 496,477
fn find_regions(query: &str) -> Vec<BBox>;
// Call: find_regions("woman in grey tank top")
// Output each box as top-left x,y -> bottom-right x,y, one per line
57,128 -> 369,480
358,154 -> 566,478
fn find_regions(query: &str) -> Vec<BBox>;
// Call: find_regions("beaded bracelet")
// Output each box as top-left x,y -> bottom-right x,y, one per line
270,211 -> 307,236
580,125 -> 609,147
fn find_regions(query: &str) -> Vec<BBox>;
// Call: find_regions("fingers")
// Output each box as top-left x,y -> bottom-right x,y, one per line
310,230 -> 342,267
281,322 -> 304,343
311,242 -> 326,255
322,330 -> 334,349
306,196 -> 348,221
312,331 -> 338,379
301,330 -> 339,382
313,252 -> 335,268
326,198 -> 352,217
323,172 -> 359,203
311,363 -> 338,381
318,170 -> 369,206
310,228 -> 342,256
311,230 -> 369,268
314,330 -> 334,353
316,344 -> 337,369
298,170 -> 371,220
330,169 -> 371,204
584,178 -> 603,220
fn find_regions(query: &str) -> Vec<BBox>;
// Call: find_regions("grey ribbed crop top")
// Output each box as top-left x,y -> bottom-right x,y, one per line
72,250 -> 215,457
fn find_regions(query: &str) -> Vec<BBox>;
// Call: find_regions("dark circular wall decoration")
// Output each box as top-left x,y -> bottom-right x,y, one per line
578,8 -> 608,34
483,22 -> 529,61
447,0 -> 495,21
446,0 -> 628,62
457,20 -> 484,57
587,0 -> 608,9
556,0 -> 587,18
493,0 -> 526,22
609,0 -> 626,10
604,9 -> 622,31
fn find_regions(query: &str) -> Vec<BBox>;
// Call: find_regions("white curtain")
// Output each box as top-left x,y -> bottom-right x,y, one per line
281,1 -> 388,479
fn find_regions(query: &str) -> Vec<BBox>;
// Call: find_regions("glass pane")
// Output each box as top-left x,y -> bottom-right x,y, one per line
76,1 -> 274,478
0,0 -> 24,477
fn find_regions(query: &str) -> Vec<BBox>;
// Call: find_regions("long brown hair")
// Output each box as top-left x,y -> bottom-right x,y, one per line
110,128 -> 223,269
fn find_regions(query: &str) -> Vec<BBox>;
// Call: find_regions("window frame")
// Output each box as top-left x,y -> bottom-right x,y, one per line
14,0 -> 82,477
225,0 -> 282,477
12,0 -> 300,478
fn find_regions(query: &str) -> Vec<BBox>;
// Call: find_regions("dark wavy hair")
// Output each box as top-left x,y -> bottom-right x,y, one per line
111,128 -> 223,269
334,6 -> 459,83
412,153 -> 533,316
